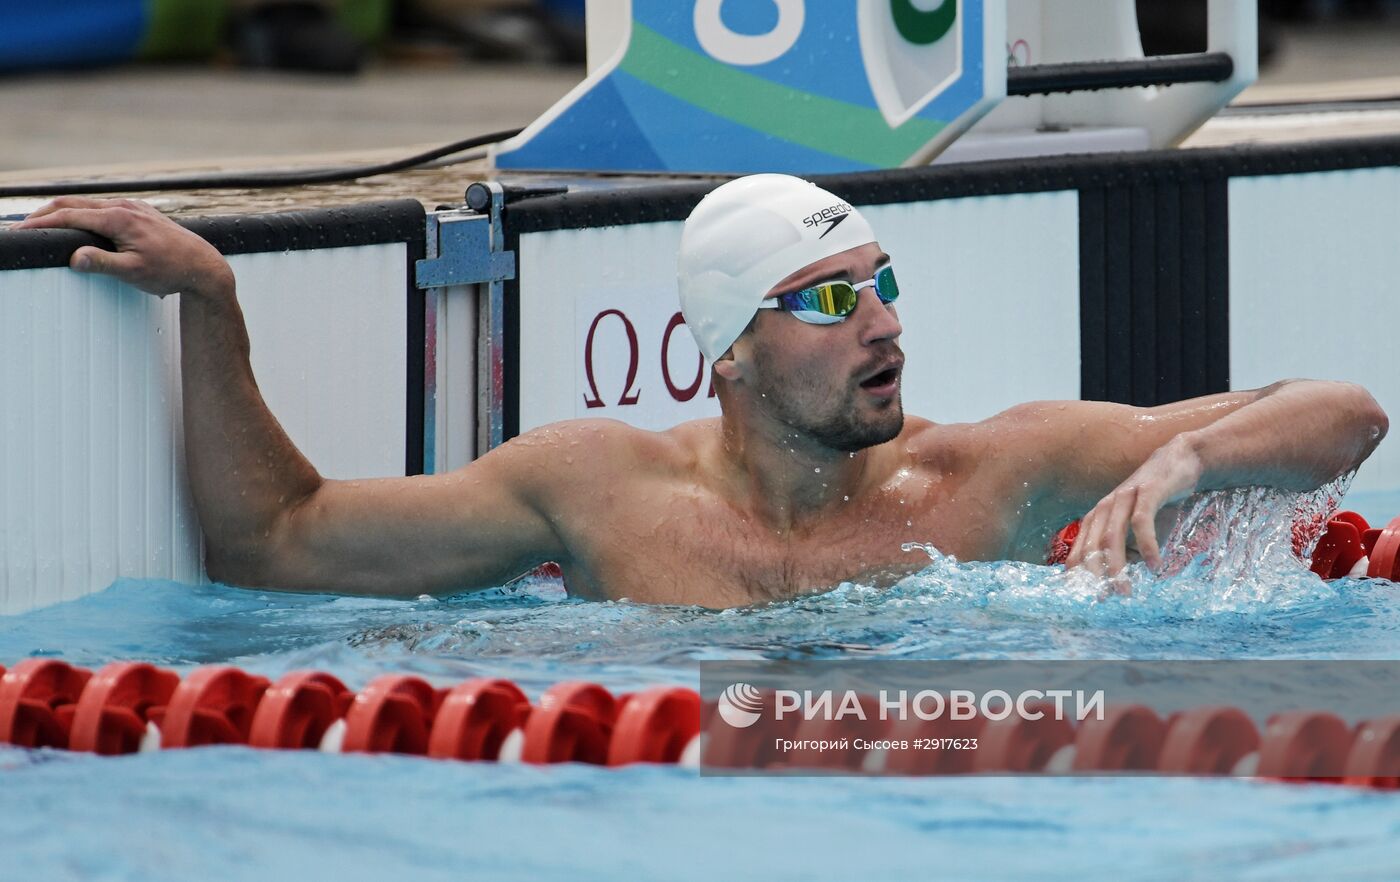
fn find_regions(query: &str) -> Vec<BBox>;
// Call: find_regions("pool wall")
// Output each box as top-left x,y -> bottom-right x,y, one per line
0,201 -> 425,614
3,139 -> 1400,615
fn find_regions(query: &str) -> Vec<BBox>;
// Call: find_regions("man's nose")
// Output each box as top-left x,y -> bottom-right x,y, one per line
855,288 -> 902,344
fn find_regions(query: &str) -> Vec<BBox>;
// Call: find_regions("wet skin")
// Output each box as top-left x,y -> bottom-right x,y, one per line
540,415 -> 1033,605
10,199 -> 1389,607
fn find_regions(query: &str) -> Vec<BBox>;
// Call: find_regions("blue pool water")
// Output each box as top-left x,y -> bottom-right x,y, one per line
4,485 -> 1400,881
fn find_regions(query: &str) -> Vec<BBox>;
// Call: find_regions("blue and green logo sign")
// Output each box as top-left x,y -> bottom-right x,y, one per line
494,0 -> 995,174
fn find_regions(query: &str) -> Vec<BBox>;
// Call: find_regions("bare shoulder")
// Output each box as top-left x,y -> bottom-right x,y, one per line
493,417 -> 697,495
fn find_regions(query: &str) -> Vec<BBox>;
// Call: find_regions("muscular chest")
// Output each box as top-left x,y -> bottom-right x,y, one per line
560,482 -> 1016,607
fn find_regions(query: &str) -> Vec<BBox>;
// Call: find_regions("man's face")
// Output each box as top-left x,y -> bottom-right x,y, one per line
743,242 -> 905,452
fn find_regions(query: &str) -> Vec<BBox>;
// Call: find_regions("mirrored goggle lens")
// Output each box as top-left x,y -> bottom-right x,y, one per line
786,281 -> 860,317
875,265 -> 899,304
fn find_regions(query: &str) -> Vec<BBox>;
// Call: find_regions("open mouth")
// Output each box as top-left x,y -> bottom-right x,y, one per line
860,367 -> 900,390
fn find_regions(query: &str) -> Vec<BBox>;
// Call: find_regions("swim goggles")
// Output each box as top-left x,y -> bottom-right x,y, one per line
756,264 -> 900,325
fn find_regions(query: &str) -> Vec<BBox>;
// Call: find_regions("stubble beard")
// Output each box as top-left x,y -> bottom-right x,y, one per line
752,352 -> 905,453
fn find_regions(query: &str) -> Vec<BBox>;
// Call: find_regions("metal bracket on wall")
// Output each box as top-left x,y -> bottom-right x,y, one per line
415,209 -> 516,289
415,182 -> 515,457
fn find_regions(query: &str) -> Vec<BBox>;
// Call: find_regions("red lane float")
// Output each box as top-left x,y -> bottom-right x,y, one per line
1367,515 -> 1400,581
973,704 -> 1075,773
700,690 -> 801,770
608,686 -> 701,766
0,659 -> 92,749
1343,716 -> 1400,789
158,666 -> 270,749
342,674 -> 441,756
1310,513 -> 1369,580
521,681 -> 616,764
69,662 -> 179,755
1047,521 -> 1080,566
249,670 -> 352,750
428,678 -> 529,762
1157,706 -> 1260,774
530,562 -> 564,580
785,693 -> 889,771
1069,704 -> 1166,772
1256,710 -> 1353,781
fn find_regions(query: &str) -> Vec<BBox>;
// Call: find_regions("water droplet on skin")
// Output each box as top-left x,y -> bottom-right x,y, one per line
843,495 -> 850,502
906,520 -> 912,527
814,467 -> 821,474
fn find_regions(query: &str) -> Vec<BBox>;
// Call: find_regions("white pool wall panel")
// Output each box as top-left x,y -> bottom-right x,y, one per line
861,192 -> 1081,424
515,191 -> 1080,434
1,244 -> 409,615
1228,167 -> 1400,497
235,246 -> 408,480
3,269 -> 192,615
518,221 -> 706,434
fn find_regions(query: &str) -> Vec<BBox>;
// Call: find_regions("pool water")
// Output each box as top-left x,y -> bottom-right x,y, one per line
3,485 -> 1400,881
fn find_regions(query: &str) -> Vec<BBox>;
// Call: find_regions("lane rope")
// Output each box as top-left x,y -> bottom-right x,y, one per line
1,659 -> 1397,786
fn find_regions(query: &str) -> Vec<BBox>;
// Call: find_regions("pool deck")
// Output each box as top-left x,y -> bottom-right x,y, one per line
1,20 -> 1399,216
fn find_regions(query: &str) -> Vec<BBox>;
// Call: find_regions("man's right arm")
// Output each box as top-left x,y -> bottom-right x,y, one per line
14,198 -> 568,596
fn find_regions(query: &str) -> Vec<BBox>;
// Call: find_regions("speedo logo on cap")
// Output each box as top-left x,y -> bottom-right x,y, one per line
802,201 -> 854,239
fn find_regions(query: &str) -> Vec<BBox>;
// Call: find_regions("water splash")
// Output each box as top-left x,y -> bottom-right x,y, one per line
900,477 -> 1355,616
1163,474 -> 1350,571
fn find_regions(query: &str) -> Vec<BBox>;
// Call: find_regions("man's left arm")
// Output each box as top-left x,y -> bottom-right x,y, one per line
1039,380 -> 1387,576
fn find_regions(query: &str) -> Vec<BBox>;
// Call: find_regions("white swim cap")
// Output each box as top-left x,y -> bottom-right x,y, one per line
677,174 -> 877,362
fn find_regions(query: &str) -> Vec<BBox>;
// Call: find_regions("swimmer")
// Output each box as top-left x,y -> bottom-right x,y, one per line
11,178 -> 1388,606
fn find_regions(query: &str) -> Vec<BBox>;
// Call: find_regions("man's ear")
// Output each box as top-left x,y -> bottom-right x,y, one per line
712,352 -> 742,382
712,315 -> 757,382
